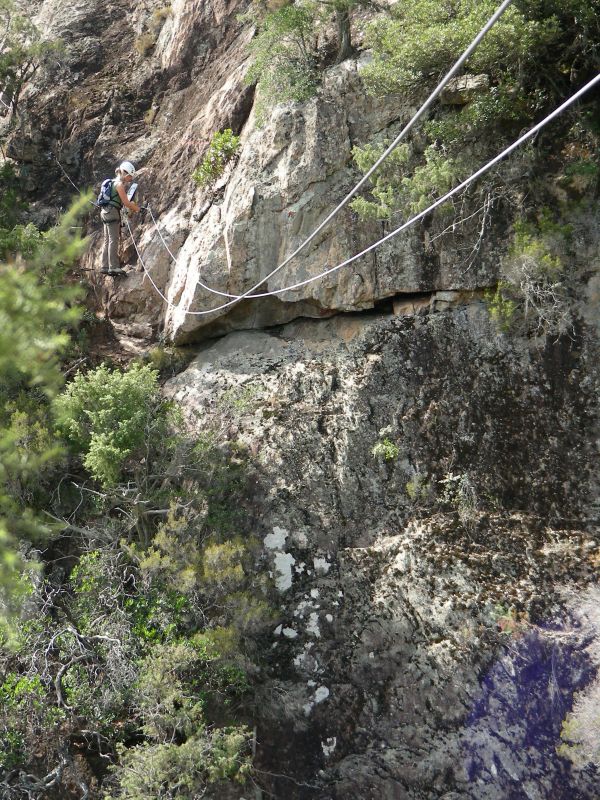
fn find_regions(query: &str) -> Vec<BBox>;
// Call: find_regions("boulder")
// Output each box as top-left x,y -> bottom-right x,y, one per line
440,74 -> 490,105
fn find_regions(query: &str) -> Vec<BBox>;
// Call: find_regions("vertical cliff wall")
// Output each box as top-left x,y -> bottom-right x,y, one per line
3,0 -> 599,797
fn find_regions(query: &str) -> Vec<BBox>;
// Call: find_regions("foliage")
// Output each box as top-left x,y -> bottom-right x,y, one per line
0,197 -> 87,631
134,3 -> 172,55
243,0 -> 367,118
106,727 -> 252,799
425,84 -> 535,149
484,282 -> 517,332
0,0 -> 59,114
439,471 -> 478,528
0,376 -> 274,797
351,140 -> 467,219
217,382 -> 262,414
352,0 -> 600,237
0,17 -> 271,796
192,129 -> 241,189
54,363 -> 166,487
559,680 -> 600,768
488,209 -> 574,336
557,587 -> 600,768
361,1 -> 560,97
143,344 -> 191,378
350,141 -> 409,220
371,436 -> 399,461
244,2 -> 321,121
488,602 -> 524,633
405,472 -> 431,504
0,162 -> 26,232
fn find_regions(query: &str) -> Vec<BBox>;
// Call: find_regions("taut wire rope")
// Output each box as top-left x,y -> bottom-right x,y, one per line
126,72 -> 600,317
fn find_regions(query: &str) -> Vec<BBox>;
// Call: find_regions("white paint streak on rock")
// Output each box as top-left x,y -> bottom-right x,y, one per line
264,526 -> 288,549
306,612 -> 321,638
314,686 -> 330,704
303,685 -> 329,716
322,737 -> 337,757
313,556 -> 331,575
274,552 -> 296,592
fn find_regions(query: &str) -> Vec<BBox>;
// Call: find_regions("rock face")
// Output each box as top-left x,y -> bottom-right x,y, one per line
439,74 -> 490,105
165,300 -> 600,798
12,0 -> 507,345
7,0 -> 600,796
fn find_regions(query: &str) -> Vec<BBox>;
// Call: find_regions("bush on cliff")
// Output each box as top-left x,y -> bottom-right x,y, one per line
352,0 -> 600,221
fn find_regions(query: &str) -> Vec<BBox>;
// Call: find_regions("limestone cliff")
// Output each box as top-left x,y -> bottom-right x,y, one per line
163,302 -> 599,799
14,0 -> 511,344
4,0 -> 600,798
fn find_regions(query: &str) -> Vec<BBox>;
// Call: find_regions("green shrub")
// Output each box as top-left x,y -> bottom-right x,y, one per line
0,162 -> 26,234
353,0 -> 599,224
490,209 -> 574,336
351,137 -> 470,221
0,197 -> 87,630
54,363 -> 164,486
244,3 -> 320,121
203,539 -> 246,591
134,640 -> 206,739
484,282 -> 517,332
439,471 -> 478,527
107,727 -> 252,800
192,129 -> 241,188
559,681 -> 600,769
0,729 -> 24,770
405,473 -> 431,504
144,344 -> 190,377
361,1 -> 560,97
371,436 -> 399,461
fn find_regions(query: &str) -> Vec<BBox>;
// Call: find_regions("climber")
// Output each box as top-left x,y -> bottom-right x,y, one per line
99,160 -> 141,276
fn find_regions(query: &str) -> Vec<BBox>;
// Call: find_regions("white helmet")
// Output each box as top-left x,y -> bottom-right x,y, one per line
118,160 -> 136,176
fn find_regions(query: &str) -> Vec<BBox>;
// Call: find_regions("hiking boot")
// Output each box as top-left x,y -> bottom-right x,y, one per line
107,268 -> 127,276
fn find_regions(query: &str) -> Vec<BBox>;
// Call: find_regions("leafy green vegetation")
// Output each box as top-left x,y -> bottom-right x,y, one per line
484,282 -> 517,332
487,209 -> 574,336
351,139 -> 468,219
439,471 -> 479,528
559,687 -> 600,769
192,129 -> 241,188
243,0 -> 365,121
352,0 -> 600,229
371,436 -> 399,460
245,2 -> 320,119
108,727 -> 252,800
54,363 -> 167,487
1,345 -> 273,796
361,1 -> 561,98
0,0 -> 59,115
0,197 -> 87,632
0,8 -> 267,797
